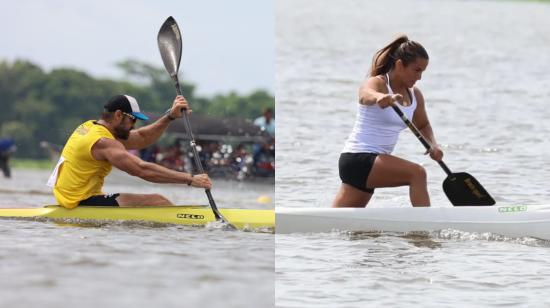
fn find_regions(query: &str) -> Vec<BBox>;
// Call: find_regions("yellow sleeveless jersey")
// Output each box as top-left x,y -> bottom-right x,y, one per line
53,120 -> 115,208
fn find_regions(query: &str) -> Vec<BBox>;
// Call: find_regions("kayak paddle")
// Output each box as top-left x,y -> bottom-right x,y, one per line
157,16 -> 235,226
391,104 -> 495,206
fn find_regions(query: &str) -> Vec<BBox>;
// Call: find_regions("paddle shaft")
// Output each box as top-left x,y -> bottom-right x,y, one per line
173,78 -> 222,221
390,105 -> 453,176
391,103 -> 495,206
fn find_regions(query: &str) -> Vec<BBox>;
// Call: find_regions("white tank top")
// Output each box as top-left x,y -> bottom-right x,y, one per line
342,74 -> 417,154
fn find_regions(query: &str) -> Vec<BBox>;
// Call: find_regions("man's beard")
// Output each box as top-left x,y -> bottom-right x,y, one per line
114,124 -> 131,140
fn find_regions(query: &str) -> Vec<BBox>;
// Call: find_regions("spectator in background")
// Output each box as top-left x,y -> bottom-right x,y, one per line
254,108 -> 275,136
160,139 -> 185,171
0,138 -> 17,178
40,141 -> 63,162
139,144 -> 160,163
231,143 -> 252,179
252,138 -> 275,177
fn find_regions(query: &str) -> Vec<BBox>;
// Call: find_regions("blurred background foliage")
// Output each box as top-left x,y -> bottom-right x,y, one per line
0,59 -> 274,158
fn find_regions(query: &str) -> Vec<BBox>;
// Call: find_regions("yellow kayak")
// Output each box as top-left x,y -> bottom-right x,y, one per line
0,205 -> 274,231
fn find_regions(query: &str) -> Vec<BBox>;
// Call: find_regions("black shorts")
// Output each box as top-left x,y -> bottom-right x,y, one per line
79,194 -> 120,206
338,153 -> 378,194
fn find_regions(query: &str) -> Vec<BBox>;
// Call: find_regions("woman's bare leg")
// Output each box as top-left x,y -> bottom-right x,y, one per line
366,154 -> 429,207
332,183 -> 373,207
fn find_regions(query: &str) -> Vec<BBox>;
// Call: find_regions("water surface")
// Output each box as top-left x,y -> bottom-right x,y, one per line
0,169 -> 274,308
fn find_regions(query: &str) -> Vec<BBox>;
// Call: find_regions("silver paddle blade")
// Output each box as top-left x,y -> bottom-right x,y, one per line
157,16 -> 182,80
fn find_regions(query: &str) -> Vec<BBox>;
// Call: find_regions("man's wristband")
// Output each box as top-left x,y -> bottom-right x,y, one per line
188,174 -> 193,186
166,113 -> 176,121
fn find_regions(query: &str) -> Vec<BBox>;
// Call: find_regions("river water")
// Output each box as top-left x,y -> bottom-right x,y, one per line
0,169 -> 274,308
276,0 -> 550,307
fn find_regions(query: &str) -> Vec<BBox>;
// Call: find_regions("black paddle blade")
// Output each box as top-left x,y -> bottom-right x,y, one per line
157,16 -> 182,79
442,172 -> 495,206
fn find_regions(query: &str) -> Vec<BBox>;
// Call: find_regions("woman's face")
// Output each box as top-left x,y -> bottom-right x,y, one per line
397,57 -> 429,88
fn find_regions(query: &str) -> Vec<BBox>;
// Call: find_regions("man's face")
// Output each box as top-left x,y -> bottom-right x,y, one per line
114,113 -> 135,140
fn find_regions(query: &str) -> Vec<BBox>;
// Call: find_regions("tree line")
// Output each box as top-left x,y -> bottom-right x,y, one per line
0,59 -> 274,158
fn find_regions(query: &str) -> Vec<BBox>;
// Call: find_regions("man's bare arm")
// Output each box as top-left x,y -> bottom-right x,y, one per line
121,95 -> 190,150
122,115 -> 172,150
92,138 -> 211,188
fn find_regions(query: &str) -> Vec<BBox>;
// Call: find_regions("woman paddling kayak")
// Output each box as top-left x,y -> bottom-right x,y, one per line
332,35 -> 443,208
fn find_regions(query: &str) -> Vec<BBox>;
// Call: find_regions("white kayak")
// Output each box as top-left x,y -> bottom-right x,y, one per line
276,204 -> 550,240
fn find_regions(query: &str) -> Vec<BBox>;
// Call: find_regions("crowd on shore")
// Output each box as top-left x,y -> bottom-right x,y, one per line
139,108 -> 275,180
138,138 -> 274,180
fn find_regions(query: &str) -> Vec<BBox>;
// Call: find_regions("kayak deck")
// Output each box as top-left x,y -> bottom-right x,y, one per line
0,205 -> 274,231
276,205 -> 550,240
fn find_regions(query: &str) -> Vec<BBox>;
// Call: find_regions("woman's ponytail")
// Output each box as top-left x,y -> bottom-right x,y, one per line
369,35 -> 428,77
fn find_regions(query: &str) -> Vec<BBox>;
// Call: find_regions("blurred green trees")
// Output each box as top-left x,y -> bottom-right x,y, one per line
0,59 -> 274,158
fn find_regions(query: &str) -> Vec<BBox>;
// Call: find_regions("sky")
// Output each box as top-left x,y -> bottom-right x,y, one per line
0,0 -> 274,96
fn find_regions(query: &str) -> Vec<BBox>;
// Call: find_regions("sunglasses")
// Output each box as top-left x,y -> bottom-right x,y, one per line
122,112 -> 137,123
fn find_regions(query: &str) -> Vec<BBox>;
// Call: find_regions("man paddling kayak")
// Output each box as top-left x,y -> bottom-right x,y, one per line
47,94 -> 212,208
332,35 -> 442,208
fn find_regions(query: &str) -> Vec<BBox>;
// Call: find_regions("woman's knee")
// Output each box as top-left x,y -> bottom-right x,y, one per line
409,164 -> 427,183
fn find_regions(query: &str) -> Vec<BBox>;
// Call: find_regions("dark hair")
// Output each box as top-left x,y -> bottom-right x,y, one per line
101,111 -> 114,120
369,35 -> 429,77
